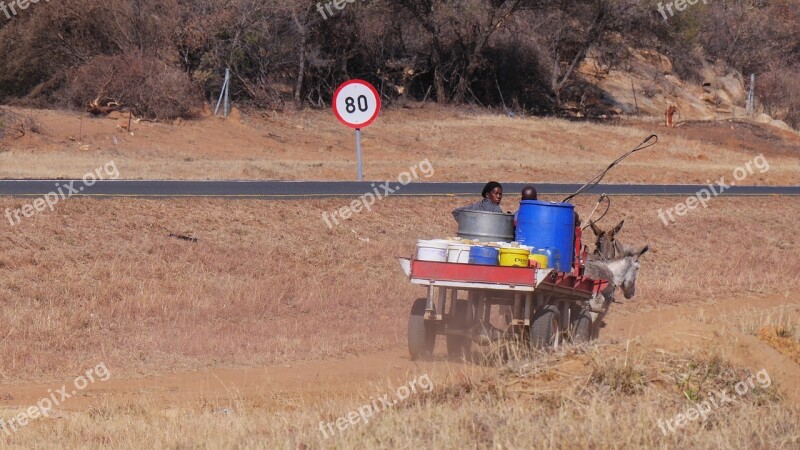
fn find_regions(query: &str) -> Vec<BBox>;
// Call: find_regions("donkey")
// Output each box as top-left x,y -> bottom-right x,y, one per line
584,243 -> 650,320
589,220 -> 625,260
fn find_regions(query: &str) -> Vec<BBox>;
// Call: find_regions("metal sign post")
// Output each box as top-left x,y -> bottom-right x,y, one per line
746,73 -> 755,117
355,128 -> 363,181
332,80 -> 381,181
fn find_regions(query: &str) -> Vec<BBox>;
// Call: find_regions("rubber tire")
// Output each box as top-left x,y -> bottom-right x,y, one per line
446,299 -> 471,360
530,305 -> 561,349
408,298 -> 436,360
570,310 -> 593,343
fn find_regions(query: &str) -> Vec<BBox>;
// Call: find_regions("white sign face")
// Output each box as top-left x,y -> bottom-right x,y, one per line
333,80 -> 381,129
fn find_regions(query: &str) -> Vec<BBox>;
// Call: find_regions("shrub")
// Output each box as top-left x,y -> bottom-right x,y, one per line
0,107 -> 40,142
64,52 -> 203,120
758,67 -> 800,129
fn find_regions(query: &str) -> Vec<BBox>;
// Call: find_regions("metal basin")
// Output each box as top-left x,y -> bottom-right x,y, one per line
456,210 -> 515,242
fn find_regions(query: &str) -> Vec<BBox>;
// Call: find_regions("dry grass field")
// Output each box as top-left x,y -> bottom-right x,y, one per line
0,195 -> 798,379
1,104 -> 799,449
1,105 -> 799,184
0,194 -> 799,448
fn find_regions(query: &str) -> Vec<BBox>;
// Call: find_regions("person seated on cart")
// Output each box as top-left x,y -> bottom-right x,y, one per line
573,211 -> 582,268
514,185 -> 538,225
521,185 -> 537,201
451,181 -> 504,222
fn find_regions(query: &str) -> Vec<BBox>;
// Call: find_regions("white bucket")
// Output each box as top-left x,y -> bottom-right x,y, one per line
416,239 -> 449,262
447,243 -> 471,264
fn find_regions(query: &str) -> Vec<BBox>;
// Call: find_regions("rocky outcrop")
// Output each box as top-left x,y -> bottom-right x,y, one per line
577,48 -> 793,132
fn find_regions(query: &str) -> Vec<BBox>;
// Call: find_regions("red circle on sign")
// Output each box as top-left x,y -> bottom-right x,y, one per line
333,79 -> 381,129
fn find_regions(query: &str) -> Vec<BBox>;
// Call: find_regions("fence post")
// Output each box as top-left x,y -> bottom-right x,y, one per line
746,73 -> 755,117
214,68 -> 231,117
223,68 -> 231,118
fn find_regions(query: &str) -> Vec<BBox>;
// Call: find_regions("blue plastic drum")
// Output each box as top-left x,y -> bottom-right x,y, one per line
516,200 -> 575,271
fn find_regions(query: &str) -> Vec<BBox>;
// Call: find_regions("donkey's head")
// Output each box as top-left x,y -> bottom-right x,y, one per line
609,245 -> 650,300
590,220 -> 625,260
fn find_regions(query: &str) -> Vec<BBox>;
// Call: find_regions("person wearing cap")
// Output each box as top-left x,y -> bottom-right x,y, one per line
451,181 -> 504,222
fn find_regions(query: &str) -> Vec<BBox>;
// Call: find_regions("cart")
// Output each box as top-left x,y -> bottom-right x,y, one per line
397,257 -> 609,360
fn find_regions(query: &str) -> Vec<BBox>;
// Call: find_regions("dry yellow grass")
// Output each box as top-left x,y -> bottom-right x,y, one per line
0,195 -> 798,381
759,326 -> 800,364
1,345 -> 798,449
715,303 -> 800,364
1,106 -> 798,184
2,99 -> 800,448
1,194 -> 798,449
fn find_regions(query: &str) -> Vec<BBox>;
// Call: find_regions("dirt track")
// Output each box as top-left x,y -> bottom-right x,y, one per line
2,293 -> 798,414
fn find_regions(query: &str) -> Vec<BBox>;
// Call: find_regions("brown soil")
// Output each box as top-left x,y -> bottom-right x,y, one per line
1,106 -> 798,184
758,326 -> 800,365
0,196 -> 797,447
2,293 -> 798,413
1,196 -> 798,382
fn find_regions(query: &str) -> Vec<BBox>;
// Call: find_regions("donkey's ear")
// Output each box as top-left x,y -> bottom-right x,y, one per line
590,221 -> 602,236
635,245 -> 650,259
612,220 -> 625,235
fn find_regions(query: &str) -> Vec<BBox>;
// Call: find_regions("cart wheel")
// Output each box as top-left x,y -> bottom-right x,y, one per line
530,305 -> 561,349
446,299 -> 471,360
408,298 -> 436,360
570,310 -> 593,343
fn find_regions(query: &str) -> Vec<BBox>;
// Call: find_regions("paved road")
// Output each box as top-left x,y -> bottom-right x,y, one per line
0,180 -> 797,198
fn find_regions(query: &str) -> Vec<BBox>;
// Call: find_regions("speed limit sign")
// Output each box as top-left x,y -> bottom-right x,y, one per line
332,80 -> 381,180
333,80 -> 381,129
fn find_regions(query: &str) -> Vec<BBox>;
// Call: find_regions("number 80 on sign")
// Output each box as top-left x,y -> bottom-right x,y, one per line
333,80 -> 381,129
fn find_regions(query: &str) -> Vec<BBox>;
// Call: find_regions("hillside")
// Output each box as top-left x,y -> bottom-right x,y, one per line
0,0 -> 798,127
